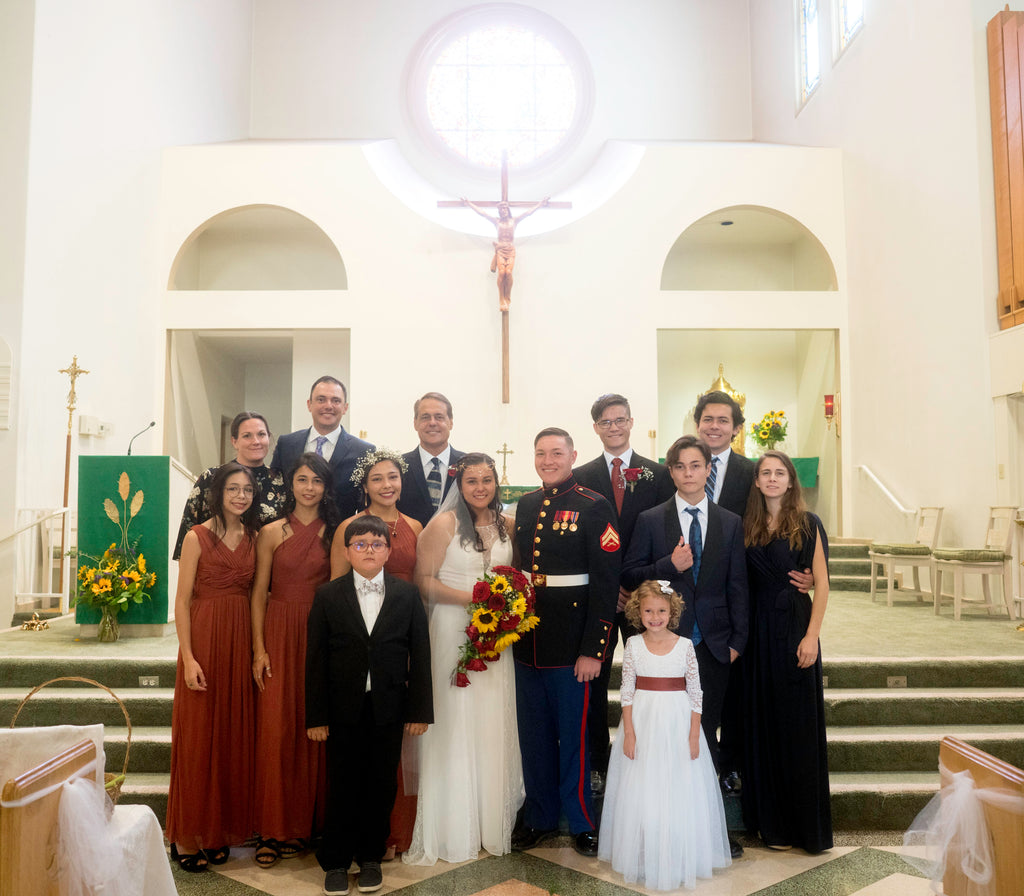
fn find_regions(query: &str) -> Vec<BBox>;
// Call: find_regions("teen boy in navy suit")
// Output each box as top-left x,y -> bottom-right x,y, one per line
622,435 -> 748,859
573,394 -> 673,791
272,376 -> 373,520
306,515 -> 432,895
396,392 -> 464,528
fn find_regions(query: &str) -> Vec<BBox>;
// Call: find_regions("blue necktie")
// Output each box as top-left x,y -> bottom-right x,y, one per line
706,456 -> 718,504
685,506 -> 703,645
315,435 -> 328,457
427,457 -> 443,509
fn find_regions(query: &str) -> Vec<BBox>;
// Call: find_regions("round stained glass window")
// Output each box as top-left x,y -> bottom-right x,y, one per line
411,6 -> 591,172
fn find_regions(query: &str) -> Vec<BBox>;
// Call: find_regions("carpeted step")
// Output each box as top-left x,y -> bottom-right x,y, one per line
828,558 -> 874,576
829,543 -> 871,559
0,656 -> 178,690
829,575 -> 873,592
826,724 -> 1024,772
104,726 -> 172,774
119,772 -> 169,821
829,771 -> 937,830
824,657 -> 1024,689
0,687 -> 174,728
823,687 -> 1024,727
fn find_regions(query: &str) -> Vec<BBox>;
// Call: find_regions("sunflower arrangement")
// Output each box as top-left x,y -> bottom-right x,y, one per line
452,564 -> 539,687
750,409 -> 788,451
74,472 -> 157,624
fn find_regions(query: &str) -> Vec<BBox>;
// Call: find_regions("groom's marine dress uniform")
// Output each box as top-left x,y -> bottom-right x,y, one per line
513,476 -> 621,835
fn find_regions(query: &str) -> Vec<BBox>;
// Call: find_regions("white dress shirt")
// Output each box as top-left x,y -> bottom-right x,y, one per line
418,444 -> 452,480
354,568 -> 385,690
603,447 -> 634,478
306,425 -> 342,461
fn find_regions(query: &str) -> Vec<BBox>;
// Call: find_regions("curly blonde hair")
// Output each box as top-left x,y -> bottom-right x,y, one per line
624,580 -> 684,631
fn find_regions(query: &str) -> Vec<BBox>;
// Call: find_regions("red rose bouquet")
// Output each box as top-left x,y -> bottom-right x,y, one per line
452,564 -> 539,687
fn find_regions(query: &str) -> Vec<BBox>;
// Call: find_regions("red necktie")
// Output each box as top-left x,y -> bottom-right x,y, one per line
611,457 -> 625,514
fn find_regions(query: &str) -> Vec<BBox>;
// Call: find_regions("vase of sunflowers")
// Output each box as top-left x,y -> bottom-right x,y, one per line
750,409 -> 788,452
75,472 -> 157,642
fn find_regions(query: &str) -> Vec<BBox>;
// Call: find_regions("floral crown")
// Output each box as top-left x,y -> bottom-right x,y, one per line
349,447 -> 409,485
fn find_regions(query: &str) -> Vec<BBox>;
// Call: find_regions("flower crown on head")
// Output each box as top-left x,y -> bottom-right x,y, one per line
350,447 -> 409,485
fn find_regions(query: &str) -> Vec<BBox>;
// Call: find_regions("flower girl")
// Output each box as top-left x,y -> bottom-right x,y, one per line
598,580 -> 732,891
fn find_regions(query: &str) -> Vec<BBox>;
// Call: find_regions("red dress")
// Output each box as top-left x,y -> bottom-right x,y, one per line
255,515 -> 331,841
374,512 -> 419,851
166,525 -> 256,850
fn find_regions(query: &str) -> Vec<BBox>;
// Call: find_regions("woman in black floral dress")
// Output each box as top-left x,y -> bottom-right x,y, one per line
173,412 -> 286,559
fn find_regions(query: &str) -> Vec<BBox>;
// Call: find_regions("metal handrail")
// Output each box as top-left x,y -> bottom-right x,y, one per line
855,465 -> 915,517
0,507 -> 70,547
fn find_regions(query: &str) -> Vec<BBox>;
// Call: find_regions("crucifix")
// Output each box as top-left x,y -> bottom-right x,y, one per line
439,153 -> 571,402
58,355 -> 89,595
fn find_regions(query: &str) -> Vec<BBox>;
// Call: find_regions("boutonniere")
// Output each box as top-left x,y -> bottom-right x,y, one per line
447,466 -> 457,479
622,466 -> 654,492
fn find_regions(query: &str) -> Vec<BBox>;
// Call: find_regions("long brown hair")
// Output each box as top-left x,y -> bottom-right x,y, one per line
744,450 -> 810,549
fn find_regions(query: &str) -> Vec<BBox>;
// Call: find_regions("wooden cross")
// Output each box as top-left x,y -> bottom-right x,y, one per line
439,153 -> 570,403
496,441 -> 514,485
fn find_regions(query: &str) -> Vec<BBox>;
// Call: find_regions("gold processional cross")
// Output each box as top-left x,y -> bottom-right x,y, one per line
439,153 -> 570,403
58,356 -> 89,594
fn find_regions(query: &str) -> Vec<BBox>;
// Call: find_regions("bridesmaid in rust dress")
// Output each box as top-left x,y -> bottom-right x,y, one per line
166,462 -> 259,873
330,447 -> 424,859
250,453 -> 341,867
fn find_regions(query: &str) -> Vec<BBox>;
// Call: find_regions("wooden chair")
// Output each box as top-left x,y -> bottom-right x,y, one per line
869,506 -> 943,606
939,736 -> 1024,896
933,506 -> 1019,620
0,739 -> 96,896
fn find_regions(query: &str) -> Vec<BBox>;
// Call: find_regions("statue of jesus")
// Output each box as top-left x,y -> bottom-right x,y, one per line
461,196 -> 549,311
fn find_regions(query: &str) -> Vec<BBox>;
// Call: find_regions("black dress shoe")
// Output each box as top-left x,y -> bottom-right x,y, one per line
729,835 -> 744,859
720,771 -> 742,795
511,826 -> 557,851
574,830 -> 599,857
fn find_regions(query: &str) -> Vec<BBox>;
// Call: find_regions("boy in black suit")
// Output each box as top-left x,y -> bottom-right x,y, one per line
306,515 -> 432,896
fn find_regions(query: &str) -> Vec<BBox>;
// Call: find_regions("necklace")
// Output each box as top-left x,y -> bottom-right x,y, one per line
366,509 -> 400,537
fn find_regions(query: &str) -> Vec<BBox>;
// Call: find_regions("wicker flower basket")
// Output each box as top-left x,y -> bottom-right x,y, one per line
9,676 -> 132,803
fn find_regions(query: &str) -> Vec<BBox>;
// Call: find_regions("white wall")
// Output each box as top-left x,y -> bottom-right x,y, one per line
249,0 -> 753,199
749,0 -> 1015,546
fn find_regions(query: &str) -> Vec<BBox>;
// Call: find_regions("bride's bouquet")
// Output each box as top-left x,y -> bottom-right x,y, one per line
452,565 -> 539,687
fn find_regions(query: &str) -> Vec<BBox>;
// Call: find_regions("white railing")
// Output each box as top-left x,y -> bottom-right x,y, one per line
854,465 -> 917,543
2,507 -> 74,616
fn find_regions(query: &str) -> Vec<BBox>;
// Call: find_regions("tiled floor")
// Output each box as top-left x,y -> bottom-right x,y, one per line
170,841 -> 934,896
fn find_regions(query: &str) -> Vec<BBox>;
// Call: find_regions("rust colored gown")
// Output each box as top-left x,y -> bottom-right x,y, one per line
255,515 -> 331,841
166,525 -> 256,851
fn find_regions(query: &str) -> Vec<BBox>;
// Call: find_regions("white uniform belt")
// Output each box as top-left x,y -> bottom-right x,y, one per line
523,571 -> 589,587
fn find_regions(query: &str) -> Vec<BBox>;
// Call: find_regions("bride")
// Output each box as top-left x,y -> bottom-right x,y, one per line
403,453 -> 524,865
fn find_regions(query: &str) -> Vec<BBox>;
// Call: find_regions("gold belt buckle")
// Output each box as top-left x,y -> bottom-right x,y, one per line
532,573 -> 547,587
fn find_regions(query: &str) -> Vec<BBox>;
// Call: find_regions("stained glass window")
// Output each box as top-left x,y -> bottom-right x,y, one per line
423,22 -> 580,169
837,0 -> 864,53
798,0 -> 821,104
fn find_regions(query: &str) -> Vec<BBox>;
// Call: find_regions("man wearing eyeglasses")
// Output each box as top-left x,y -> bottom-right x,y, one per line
271,376 -> 374,520
573,394 -> 673,795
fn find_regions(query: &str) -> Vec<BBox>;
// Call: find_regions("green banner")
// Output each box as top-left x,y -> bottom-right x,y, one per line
75,457 -> 171,624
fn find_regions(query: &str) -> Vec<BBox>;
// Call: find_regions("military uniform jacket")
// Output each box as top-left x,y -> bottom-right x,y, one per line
513,476 -> 622,669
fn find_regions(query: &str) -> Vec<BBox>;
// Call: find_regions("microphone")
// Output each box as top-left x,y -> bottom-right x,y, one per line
127,421 -> 156,456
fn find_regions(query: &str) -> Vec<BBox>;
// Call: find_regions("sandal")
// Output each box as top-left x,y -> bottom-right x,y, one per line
277,838 -> 306,859
255,839 -> 281,868
170,843 -> 208,873
204,846 -> 230,865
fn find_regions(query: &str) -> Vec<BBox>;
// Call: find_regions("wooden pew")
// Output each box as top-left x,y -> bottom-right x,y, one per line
940,736 -> 1024,896
0,739 -> 96,896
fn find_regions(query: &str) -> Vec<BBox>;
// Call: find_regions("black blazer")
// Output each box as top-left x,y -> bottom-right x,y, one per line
305,571 -> 433,729
271,426 -> 374,520
574,452 -> 674,554
622,498 -> 748,665
396,446 -> 465,529
715,451 -> 755,519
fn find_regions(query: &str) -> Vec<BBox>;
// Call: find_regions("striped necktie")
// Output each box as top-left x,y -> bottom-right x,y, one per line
705,456 -> 718,504
427,457 -> 443,509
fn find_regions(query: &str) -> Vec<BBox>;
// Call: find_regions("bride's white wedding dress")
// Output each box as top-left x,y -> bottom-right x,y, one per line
404,525 -> 524,865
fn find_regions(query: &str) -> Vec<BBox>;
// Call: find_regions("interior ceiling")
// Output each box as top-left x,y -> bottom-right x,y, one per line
193,330 -> 293,364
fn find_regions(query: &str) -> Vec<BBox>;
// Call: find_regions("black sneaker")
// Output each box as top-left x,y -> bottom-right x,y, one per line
324,869 -> 349,896
357,862 -> 383,893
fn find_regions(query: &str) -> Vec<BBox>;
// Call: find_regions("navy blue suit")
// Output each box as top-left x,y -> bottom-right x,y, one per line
395,446 -> 465,529
270,426 -> 373,521
622,498 -> 748,770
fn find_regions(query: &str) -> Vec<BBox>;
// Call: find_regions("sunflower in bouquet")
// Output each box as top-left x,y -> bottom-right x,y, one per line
453,565 -> 539,687
750,409 -> 788,451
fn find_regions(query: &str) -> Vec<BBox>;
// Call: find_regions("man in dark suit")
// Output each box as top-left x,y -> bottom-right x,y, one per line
622,435 -> 748,858
270,375 -> 374,521
396,392 -> 464,528
512,427 -> 621,858
306,515 -> 432,896
573,393 -> 673,792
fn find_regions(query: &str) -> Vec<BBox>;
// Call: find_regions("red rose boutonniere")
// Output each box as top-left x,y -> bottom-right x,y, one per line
622,466 -> 655,492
